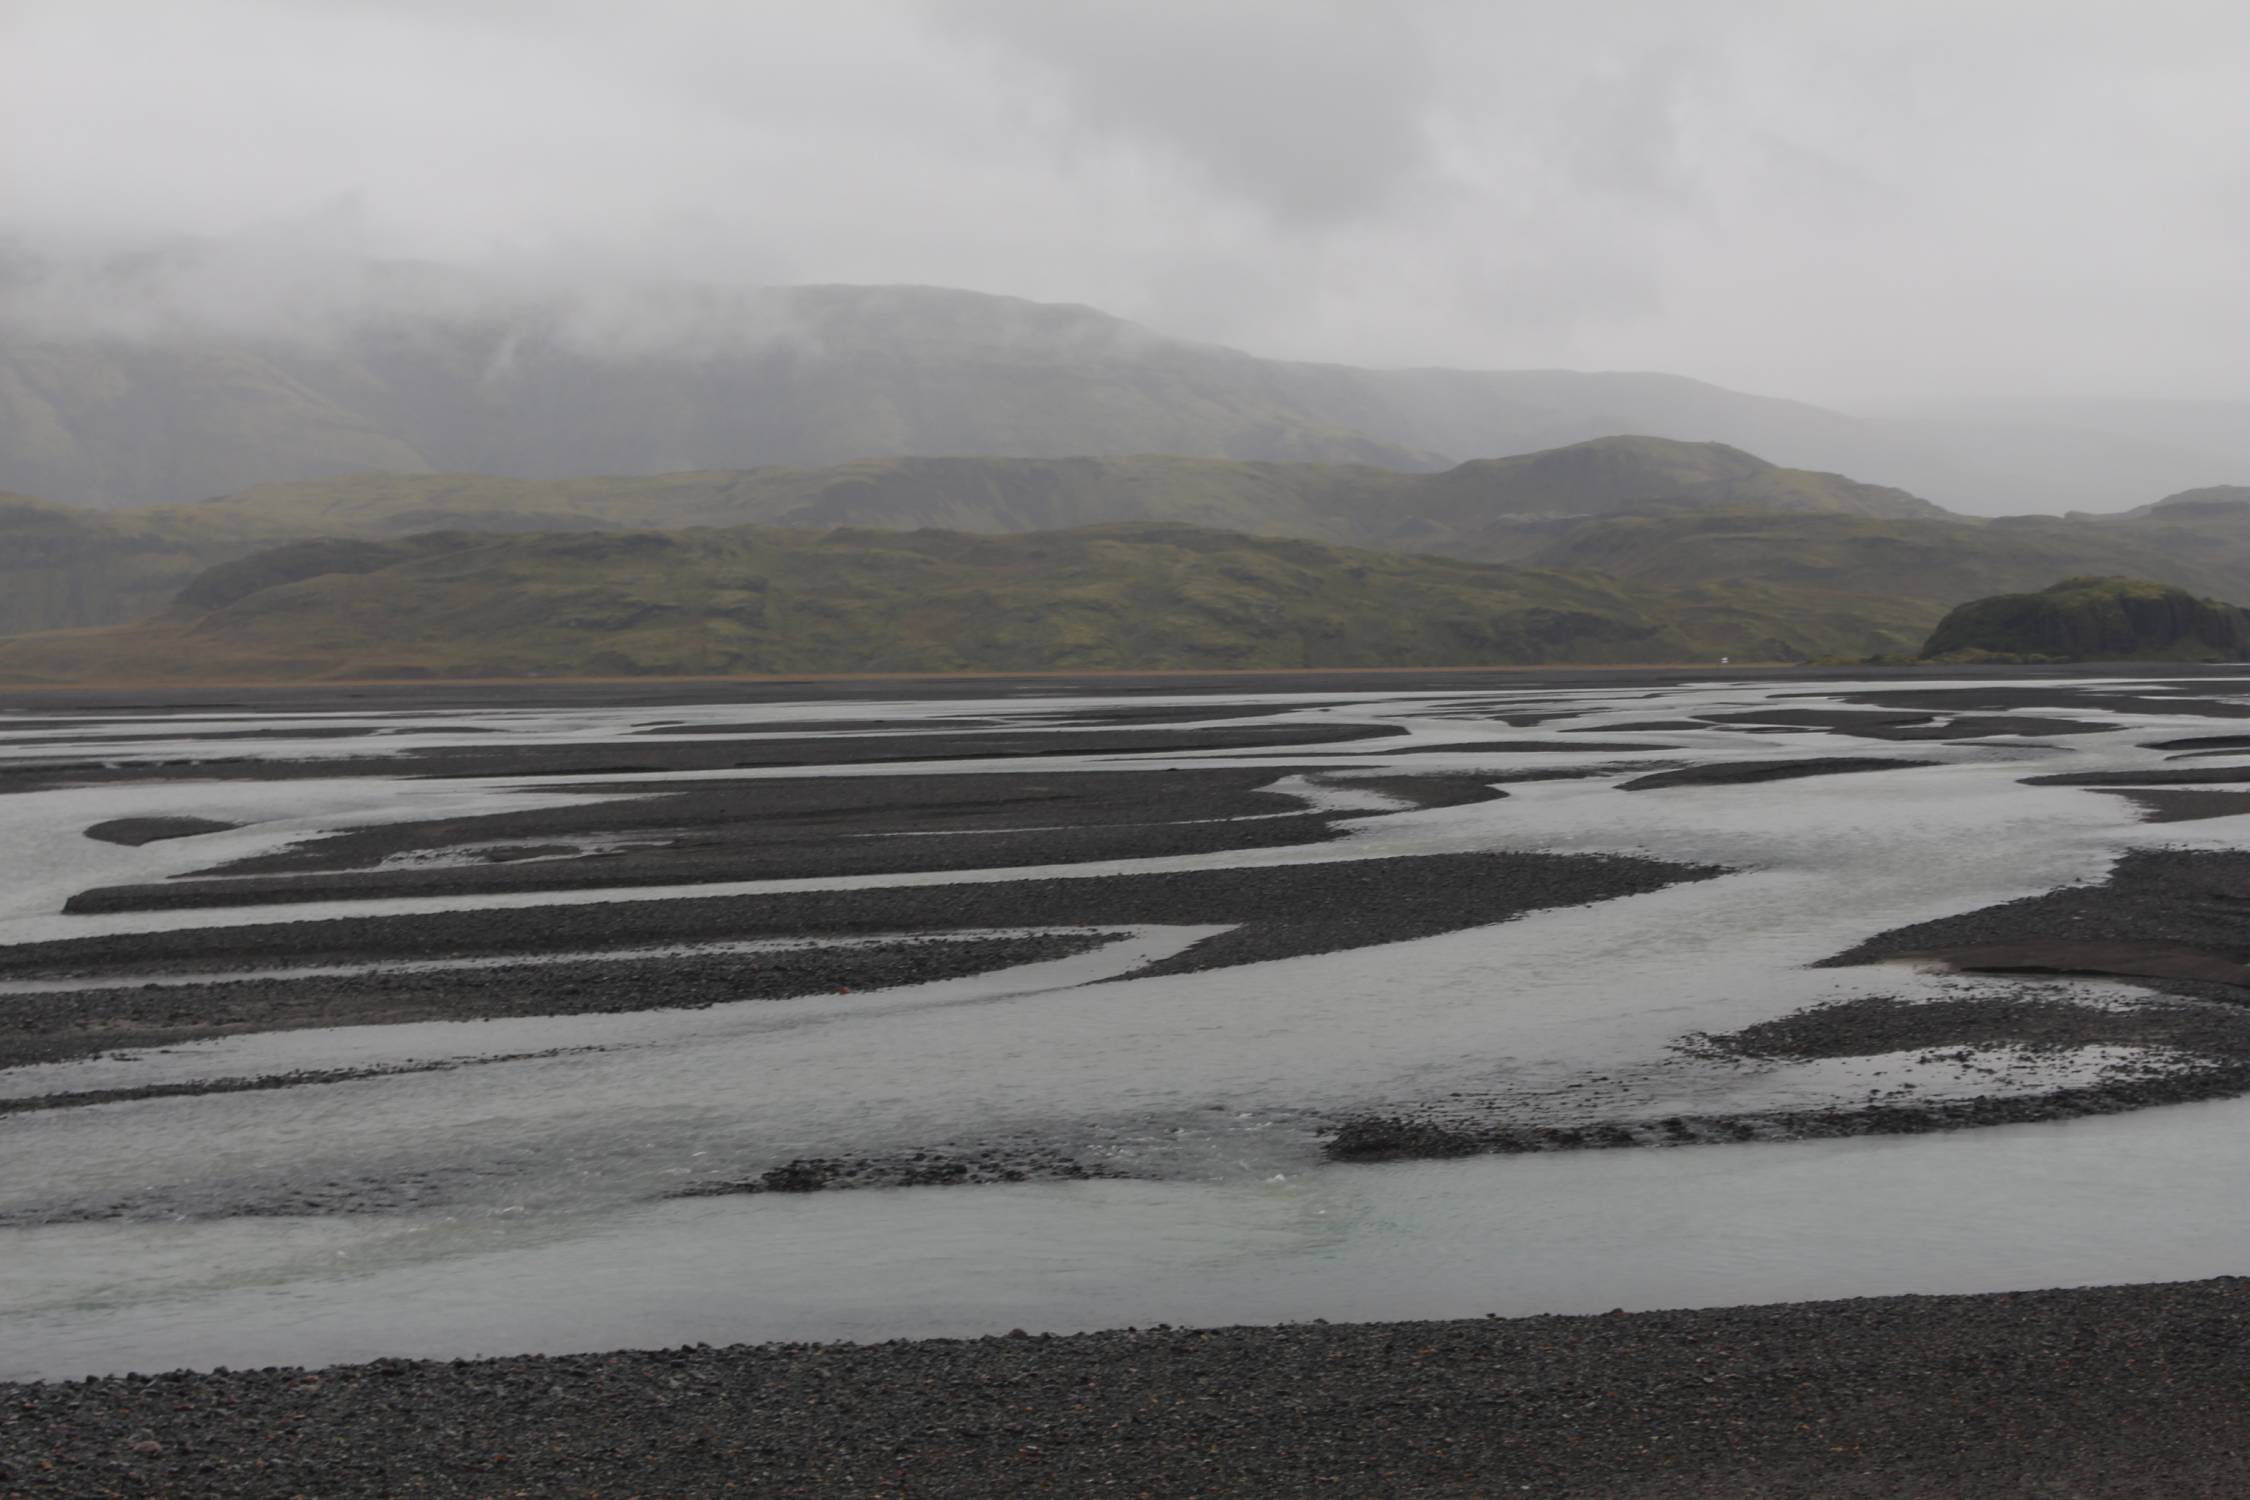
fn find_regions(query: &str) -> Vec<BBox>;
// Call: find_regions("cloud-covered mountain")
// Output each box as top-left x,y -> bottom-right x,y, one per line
10,258 -> 2231,517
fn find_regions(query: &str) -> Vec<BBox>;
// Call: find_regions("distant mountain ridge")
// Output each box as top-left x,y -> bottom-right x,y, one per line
2119,486 -> 2250,520
8,268 -> 2235,516
0,277 -> 1823,508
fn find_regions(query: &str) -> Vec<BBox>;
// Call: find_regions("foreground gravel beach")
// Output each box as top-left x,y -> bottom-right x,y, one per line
5,1278 -> 2246,1498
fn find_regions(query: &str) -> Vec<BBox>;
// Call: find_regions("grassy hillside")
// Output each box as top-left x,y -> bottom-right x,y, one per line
1418,437 -> 1939,529
7,518 -> 2016,682
0,437 -> 1954,636
1453,503 -> 2250,658
0,524 -> 1729,681
182,436 -> 1937,538
1509,510 -> 2245,601
1922,577 -> 2250,662
2089,491 -> 2250,584
0,492 -> 250,633
12,449 -> 2250,678
2122,486 -> 2250,519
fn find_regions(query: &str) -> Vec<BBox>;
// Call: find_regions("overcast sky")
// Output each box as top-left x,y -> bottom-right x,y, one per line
6,0 -> 2249,405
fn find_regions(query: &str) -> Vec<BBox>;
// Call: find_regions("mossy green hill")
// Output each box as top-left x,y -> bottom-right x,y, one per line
171,434 -> 1945,538
0,437 -> 1945,638
1506,509 -> 2250,611
1921,577 -> 2250,663
0,524 -> 1720,682
0,491 -> 248,634
7,440 -> 2250,680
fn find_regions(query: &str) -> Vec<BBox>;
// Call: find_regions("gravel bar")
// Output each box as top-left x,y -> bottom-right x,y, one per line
0,722 -> 1407,794
0,933 -> 1116,1072
79,817 -> 240,847
0,851 -> 1726,982
1619,757 -> 1937,791
58,768 -> 1508,914
1823,848 -> 2250,993
1326,989 -> 2250,1162
4,1278 -> 2246,1497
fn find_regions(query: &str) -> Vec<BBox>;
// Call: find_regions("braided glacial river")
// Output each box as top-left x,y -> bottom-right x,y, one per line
5,673 -> 2250,1379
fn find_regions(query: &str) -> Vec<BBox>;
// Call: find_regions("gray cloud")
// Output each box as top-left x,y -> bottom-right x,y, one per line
2,0 -> 2246,403
939,0 -> 1435,227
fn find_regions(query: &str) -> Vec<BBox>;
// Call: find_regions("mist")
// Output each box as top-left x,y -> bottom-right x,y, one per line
7,0 -> 2249,407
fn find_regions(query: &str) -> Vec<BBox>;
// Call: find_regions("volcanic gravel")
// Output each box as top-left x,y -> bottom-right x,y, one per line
1340,738 -> 1683,755
2030,765 -> 2250,787
1619,757 -> 1938,791
2141,734 -> 2250,751
4,1279 -> 2247,1498
630,716 -> 1002,734
0,850 -> 1726,983
1569,718 -> 1714,732
0,726 -> 389,749
2099,788 -> 2250,823
1327,988 -> 2250,1162
1708,989 -> 2250,1059
0,721 -> 1408,794
635,705 -> 1338,733
1018,702 -> 1341,725
674,1142 -> 1118,1196
0,1049 -> 590,1122
1823,847 -> 2250,993
1828,685 -> 2250,719
79,817 -> 240,847
1696,708 -> 2109,740
60,768 -> 1508,914
0,933 -> 1115,1073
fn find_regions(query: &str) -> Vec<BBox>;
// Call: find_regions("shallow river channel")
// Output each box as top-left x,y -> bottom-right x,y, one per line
4,673 -> 2248,1379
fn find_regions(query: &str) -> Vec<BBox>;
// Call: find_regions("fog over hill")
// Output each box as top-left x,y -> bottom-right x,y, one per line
4,248 -> 2243,518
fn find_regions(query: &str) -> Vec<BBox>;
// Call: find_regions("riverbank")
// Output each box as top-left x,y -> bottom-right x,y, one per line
4,1277 -> 2244,1497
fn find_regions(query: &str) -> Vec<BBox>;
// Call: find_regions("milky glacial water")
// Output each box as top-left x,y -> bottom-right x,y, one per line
4,677 -> 2250,1379
14,1094 -> 2250,1382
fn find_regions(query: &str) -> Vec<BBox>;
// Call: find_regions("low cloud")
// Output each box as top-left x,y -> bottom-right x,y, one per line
2,0 -> 2245,403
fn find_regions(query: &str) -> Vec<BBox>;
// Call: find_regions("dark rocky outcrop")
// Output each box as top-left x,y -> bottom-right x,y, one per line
1921,576 -> 2250,663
